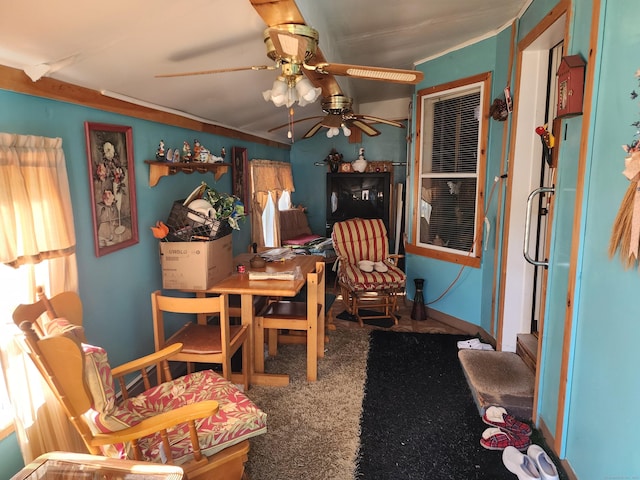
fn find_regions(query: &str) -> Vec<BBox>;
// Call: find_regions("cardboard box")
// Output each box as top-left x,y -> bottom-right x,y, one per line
159,235 -> 233,290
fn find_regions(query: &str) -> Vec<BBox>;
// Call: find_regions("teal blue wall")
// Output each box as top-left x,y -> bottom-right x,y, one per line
0,90 -> 288,478
407,36 -> 500,328
289,122 -> 408,239
561,0 -> 640,476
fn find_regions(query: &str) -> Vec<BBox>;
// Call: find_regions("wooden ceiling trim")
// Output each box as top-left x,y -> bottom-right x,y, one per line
0,64 -> 290,150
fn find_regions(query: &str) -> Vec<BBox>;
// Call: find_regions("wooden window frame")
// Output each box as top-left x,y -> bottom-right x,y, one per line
407,72 -> 491,268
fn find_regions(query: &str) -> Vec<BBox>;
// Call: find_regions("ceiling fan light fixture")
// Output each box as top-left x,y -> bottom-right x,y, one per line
263,76 -> 289,106
295,77 -> 321,106
341,124 -> 352,137
264,73 -> 321,108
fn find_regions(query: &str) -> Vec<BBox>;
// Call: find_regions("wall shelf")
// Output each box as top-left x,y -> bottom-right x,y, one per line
144,160 -> 230,187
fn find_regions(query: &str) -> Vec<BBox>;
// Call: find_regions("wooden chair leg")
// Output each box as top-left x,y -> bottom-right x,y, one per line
254,317 -> 265,373
241,340 -> 249,391
306,322 -> 317,382
267,329 -> 278,357
318,312 -> 325,359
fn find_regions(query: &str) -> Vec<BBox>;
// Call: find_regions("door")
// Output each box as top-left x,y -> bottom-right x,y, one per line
524,41 -> 563,337
499,16 -> 565,353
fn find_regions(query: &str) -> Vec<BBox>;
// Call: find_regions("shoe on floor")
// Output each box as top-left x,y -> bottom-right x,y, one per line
503,446 -> 541,479
457,338 -> 481,349
480,427 -> 531,451
527,444 -> 559,480
483,405 -> 532,436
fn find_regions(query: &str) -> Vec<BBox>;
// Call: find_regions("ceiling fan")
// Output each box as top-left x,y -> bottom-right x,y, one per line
269,94 -> 405,139
156,1 -> 423,101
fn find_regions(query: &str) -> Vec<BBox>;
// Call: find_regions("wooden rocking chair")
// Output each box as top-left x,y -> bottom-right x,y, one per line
13,287 -> 266,480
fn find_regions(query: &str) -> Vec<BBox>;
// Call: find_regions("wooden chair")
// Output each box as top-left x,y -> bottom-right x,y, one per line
151,291 -> 250,390
254,261 -> 326,381
12,286 -> 85,341
332,218 -> 406,327
14,289 -> 267,480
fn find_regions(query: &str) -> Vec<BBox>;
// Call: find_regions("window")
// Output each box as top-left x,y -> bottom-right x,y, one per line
0,262 -> 51,439
410,72 -> 490,267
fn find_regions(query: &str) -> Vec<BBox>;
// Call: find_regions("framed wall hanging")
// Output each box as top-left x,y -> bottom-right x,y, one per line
84,122 -> 139,257
231,146 -> 250,213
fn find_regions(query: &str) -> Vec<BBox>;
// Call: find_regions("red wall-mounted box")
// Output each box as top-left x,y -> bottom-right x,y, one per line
557,55 -> 586,118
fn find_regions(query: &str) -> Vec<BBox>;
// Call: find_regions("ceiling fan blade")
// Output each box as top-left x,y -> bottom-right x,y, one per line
302,121 -> 326,139
350,119 -> 381,136
354,114 -> 405,128
250,0 -> 306,26
311,63 -> 423,85
268,115 -> 324,132
155,65 -> 275,78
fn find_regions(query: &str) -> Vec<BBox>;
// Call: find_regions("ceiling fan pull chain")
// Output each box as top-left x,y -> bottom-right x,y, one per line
288,107 -> 295,141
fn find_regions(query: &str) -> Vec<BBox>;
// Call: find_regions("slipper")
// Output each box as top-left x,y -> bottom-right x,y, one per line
480,427 -> 531,451
483,406 -> 532,436
373,261 -> 388,272
527,444 -> 559,480
502,446 -> 541,479
358,260 -> 374,272
457,338 -> 481,349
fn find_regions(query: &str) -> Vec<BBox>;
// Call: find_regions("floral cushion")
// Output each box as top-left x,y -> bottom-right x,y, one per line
81,344 -> 267,465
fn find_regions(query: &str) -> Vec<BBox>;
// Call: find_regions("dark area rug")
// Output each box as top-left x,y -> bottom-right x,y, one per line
336,309 -> 396,328
355,331 -> 564,480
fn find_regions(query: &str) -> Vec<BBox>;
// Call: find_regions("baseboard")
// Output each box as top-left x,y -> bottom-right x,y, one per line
426,306 -> 495,346
538,416 -> 578,480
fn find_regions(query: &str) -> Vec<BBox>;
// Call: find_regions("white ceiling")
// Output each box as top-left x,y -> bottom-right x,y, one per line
0,0 -> 529,144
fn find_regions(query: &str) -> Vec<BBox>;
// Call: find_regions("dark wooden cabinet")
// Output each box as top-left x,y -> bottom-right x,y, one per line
326,172 -> 391,237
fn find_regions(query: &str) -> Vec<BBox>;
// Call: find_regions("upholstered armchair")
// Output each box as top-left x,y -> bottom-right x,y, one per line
332,218 -> 406,326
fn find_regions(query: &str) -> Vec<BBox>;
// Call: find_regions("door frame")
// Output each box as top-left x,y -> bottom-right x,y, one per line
495,0 -> 570,422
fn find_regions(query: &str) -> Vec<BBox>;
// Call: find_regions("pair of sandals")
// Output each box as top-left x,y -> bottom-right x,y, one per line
358,260 -> 388,273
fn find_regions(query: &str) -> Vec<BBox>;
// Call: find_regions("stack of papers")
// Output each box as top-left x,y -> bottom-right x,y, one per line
259,248 -> 296,262
248,271 -> 295,280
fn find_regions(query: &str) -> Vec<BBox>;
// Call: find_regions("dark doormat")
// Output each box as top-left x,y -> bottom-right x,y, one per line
356,331 -> 568,480
336,309 -> 396,328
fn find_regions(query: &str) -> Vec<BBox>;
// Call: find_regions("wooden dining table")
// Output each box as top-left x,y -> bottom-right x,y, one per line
194,252 -> 322,387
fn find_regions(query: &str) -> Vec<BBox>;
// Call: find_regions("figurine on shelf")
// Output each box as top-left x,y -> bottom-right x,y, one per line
352,147 -> 368,172
325,148 -> 343,173
155,139 -> 165,160
221,147 -> 226,160
193,139 -> 202,162
182,141 -> 192,162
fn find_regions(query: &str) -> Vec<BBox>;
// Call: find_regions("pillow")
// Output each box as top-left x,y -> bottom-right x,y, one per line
43,317 -> 86,342
282,233 -> 323,246
82,344 -> 118,417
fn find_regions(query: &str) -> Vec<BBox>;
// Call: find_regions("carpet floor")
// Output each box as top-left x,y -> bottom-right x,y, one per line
356,331 -> 531,480
245,329 -> 565,479
245,328 -> 370,480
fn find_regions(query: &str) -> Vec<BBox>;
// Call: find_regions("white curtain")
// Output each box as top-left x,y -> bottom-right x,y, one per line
0,132 -> 83,463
